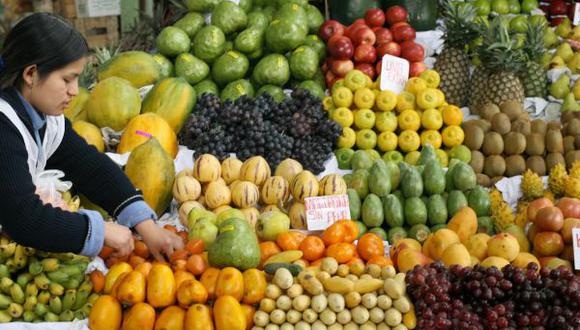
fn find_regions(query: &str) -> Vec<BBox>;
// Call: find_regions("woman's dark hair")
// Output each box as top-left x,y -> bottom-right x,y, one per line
0,13 -> 89,89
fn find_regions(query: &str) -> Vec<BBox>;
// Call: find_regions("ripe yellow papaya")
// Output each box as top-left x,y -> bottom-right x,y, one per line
117,113 -> 178,158
142,77 -> 196,134
98,51 -> 160,88
85,77 -> 141,131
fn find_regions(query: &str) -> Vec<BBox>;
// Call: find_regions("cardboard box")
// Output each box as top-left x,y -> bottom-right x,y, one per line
74,0 -> 120,17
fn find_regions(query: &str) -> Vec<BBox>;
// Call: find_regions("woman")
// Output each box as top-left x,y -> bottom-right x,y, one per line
0,13 -> 183,260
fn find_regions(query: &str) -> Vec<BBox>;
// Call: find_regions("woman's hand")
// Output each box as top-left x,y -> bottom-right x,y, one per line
136,220 -> 184,261
104,222 -> 134,258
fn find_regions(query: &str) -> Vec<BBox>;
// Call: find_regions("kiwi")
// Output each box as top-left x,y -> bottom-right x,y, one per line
474,119 -> 492,133
566,150 -> 580,169
562,110 -> 576,124
545,129 -> 564,153
526,156 -> 546,176
479,103 -> 501,121
503,132 -> 526,155
575,135 -> 580,149
546,153 -> 566,172
470,150 -> 485,174
547,121 -> 561,131
512,119 -> 531,135
476,174 -> 491,187
482,132 -> 504,156
525,133 -> 545,156
499,100 -> 523,121
516,112 -> 530,122
464,125 -> 484,150
566,118 -> 580,136
491,113 -> 511,135
491,176 -> 505,185
531,119 -> 547,135
505,155 -> 526,177
564,136 -> 576,153
484,155 -> 506,177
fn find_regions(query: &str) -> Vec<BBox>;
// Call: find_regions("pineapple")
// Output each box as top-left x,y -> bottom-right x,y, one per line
521,169 -> 544,201
477,17 -> 526,107
468,65 -> 490,111
434,0 -> 481,107
519,20 -> 548,98
548,163 -> 568,197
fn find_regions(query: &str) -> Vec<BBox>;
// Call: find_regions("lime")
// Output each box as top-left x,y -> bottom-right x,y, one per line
156,26 -> 191,57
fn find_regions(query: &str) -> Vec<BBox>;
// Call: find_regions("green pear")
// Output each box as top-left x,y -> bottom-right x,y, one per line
542,53 -> 553,69
189,217 -> 218,248
549,55 -> 566,69
571,26 -> 580,41
550,75 -> 570,99
556,18 -> 572,38
556,43 -> 574,62
562,92 -> 580,111
567,53 -> 580,74
543,28 -> 559,48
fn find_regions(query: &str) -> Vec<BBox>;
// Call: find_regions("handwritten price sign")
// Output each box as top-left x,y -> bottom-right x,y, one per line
380,54 -> 410,93
305,195 -> 351,231
573,228 -> 580,270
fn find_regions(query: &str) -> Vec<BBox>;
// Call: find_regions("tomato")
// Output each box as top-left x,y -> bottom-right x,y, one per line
186,254 -> 207,276
527,198 -> 554,223
170,249 -> 190,263
186,239 -> 205,255
556,197 -> 580,219
133,240 -> 150,259
276,232 -> 307,251
326,243 -> 356,264
357,233 -> 385,261
562,218 -> 580,244
336,220 -> 359,243
535,207 -> 564,232
299,236 -> 326,261
322,223 -> 346,246
533,232 -> 564,257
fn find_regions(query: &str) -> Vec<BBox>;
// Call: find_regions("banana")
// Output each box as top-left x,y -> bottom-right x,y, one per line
34,303 -> 48,317
23,310 -> 36,322
28,261 -> 43,276
23,247 -> 35,256
80,302 -> 92,316
87,293 -> 100,305
0,243 -> 16,258
13,245 -> 25,263
0,237 -> 9,246
41,258 -> 60,272
37,291 -> 51,304
0,277 -> 14,294
4,259 -> 17,272
0,310 -> 11,323
13,255 -> 28,270
0,264 -> 10,278
72,287 -> 90,310
74,309 -> 87,321
0,293 -> 12,309
8,302 -> 23,318
62,289 -> 76,311
46,271 -> 69,284
33,274 -> 50,290
10,283 -> 25,304
25,283 -> 38,297
63,278 -> 80,290
59,264 -> 83,277
59,310 -> 74,322
16,273 -> 32,288
49,283 -> 64,297
44,311 -> 59,322
48,296 -> 62,314
23,295 -> 37,311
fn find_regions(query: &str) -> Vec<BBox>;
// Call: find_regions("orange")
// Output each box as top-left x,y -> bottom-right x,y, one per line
299,236 -> 326,261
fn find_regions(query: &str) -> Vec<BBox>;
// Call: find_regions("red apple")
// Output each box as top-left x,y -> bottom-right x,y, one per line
354,44 -> 377,63
376,60 -> 382,74
355,63 -> 376,80
319,20 -> 346,42
390,21 -> 410,30
321,60 -> 329,73
328,35 -> 354,60
382,41 -> 402,57
375,28 -> 393,45
346,23 -> 368,39
386,5 -> 408,26
365,8 -> 386,27
351,27 -> 376,46
400,41 -> 425,62
325,70 -> 337,86
550,0 -> 567,15
352,18 -> 367,26
331,59 -> 355,77
392,25 -> 416,43
409,62 -> 427,77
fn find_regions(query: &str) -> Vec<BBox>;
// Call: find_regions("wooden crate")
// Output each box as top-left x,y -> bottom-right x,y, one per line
70,16 -> 119,49
58,0 -> 77,17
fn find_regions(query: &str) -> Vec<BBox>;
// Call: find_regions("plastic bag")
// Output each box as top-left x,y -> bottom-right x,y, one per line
33,170 -> 75,211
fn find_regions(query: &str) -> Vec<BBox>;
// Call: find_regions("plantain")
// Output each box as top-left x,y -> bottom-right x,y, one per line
23,310 -> 36,322
48,296 -> 62,314
16,273 -> 32,288
0,264 -> 10,278
59,309 -> 74,322
44,311 -> 59,322
33,274 -> 50,290
49,283 -> 64,297
0,277 -> 14,294
0,243 -> 17,258
46,271 -> 69,284
0,293 -> 12,309
25,283 -> 38,297
62,289 -> 76,311
63,278 -> 80,290
37,291 -> 51,304
87,293 -> 100,305
34,303 -> 48,317
0,310 -> 11,323
41,258 -> 60,272
10,283 -> 25,304
28,261 -> 43,276
8,302 -> 23,318
23,296 -> 37,311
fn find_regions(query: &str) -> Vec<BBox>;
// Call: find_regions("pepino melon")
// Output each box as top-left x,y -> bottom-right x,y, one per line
125,138 -> 175,216
141,77 -> 196,134
72,120 -> 105,152
64,87 -> 90,122
85,77 -> 141,131
98,51 -> 160,88
117,113 -> 178,158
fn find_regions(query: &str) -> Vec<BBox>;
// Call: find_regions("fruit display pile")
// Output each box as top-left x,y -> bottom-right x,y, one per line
468,0 -> 541,18
179,91 -> 342,172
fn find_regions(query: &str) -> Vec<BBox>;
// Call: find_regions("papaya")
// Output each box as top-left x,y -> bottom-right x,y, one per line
117,113 -> 178,158
147,263 -> 176,308
214,296 -> 246,330
142,77 -> 197,134
348,169 -> 369,199
405,197 -> 427,226
88,295 -> 122,330
85,77 -> 141,131
98,51 -> 160,88
64,87 -> 89,122
401,166 -> 423,198
423,160 -> 445,195
384,161 -> 401,190
384,194 -> 404,228
125,138 -> 175,216
368,163 -> 391,197
447,190 -> 468,217
452,162 -> 477,192
467,186 -> 491,217
72,120 -> 105,153
361,194 -> 384,227
447,207 -> 478,244
427,195 -> 448,226
122,302 -> 156,330
347,189 -> 361,220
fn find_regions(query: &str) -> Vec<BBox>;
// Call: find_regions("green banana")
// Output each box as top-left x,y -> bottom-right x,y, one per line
44,311 -> 59,322
0,264 -> 10,278
41,258 -> 60,272
59,310 -> 74,322
25,283 -> 38,297
74,309 -> 87,321
62,289 -> 76,311
33,274 -> 50,290
37,291 -> 51,304
34,303 -> 48,317
0,293 -> 12,309
23,296 -> 37,311
0,277 -> 14,294
28,261 -> 43,276
88,293 -> 100,305
0,310 -> 12,323
49,283 -> 64,297
23,310 -> 36,322
10,283 -> 25,304
80,302 -> 92,316
59,264 -> 82,277
63,278 -> 80,290
72,287 -> 90,310
8,302 -> 23,318
46,271 -> 69,284
13,245 -> 27,268
16,273 -> 32,288
49,296 -> 62,314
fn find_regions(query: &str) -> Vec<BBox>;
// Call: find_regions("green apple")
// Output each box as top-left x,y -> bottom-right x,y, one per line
473,0 -> 491,16
354,109 -> 376,129
509,16 -> 528,34
507,0 -> 520,14
491,0 -> 510,14
375,111 -> 398,132
255,211 -> 290,241
521,0 -> 539,13
189,217 -> 218,248
356,129 -> 377,150
382,150 -> 404,164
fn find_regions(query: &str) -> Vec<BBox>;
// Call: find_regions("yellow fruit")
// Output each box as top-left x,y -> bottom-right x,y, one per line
377,132 -> 398,152
331,107 -> 354,127
435,149 -> 448,167
376,90 -> 398,111
447,207 -> 478,244
323,96 -> 335,111
337,127 -> 357,149
441,243 -> 471,267
396,92 -> 416,112
398,110 -> 421,131
344,70 -> 368,91
430,229 -> 460,260
356,129 -> 377,150
72,120 -> 105,153
398,130 -> 421,152
375,111 -> 398,132
416,88 -> 440,110
332,87 -> 353,108
117,113 -> 178,158
404,151 -> 421,165
465,233 -> 491,261
354,109 -> 376,129
419,69 -> 441,88
64,87 -> 89,122
442,105 -> 463,126
511,252 -> 540,269
420,130 -> 442,149
98,51 -> 160,88
480,256 -> 510,269
332,79 -> 346,94
471,256 -> 480,266
354,87 -> 376,109
405,77 -> 428,95
442,125 -> 464,147
487,233 -> 520,262
421,109 -> 443,130
434,89 -> 445,107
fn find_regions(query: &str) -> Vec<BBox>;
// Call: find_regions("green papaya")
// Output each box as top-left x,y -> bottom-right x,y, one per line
447,190 -> 468,217
408,224 -> 431,243
405,197 -> 428,226
418,144 -> 437,166
351,150 -> 374,171
387,227 -> 407,243
369,163 -> 391,197
453,162 -> 477,191
368,227 -> 387,240
431,224 -> 447,233
401,166 -> 423,198
362,194 -> 384,227
477,216 -> 495,235
349,170 -> 369,200
423,160 -> 445,195
427,194 -> 448,225
383,194 -> 404,228
392,190 -> 405,206
343,174 -> 353,187
445,159 -> 461,192
347,189 -> 361,221
468,186 -> 491,217
385,161 -> 401,190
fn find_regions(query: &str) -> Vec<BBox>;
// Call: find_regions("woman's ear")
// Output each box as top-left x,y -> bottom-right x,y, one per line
21,65 -> 38,88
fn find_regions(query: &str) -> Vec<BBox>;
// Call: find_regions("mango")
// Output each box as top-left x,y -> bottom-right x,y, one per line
487,233 -> 520,262
470,256 -> 480,266
441,243 -> 471,267
429,229 -> 460,260
502,225 -> 530,253
511,252 -> 540,269
480,256 -> 510,269
447,207 -> 477,244
396,248 -> 431,273
465,233 -> 491,261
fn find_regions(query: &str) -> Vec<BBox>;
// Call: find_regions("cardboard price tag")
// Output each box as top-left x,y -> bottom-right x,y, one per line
574,3 -> 580,26
573,228 -> 580,270
379,54 -> 410,93
305,195 -> 350,231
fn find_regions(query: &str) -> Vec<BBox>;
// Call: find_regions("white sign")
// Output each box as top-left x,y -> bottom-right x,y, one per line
379,54 -> 410,93
75,0 -> 120,18
305,195 -> 351,231
573,228 -> 580,270
574,3 -> 580,26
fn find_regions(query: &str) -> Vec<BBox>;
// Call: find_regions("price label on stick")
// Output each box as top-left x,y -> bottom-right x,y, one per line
305,195 -> 351,231
573,228 -> 580,270
380,54 -> 410,93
